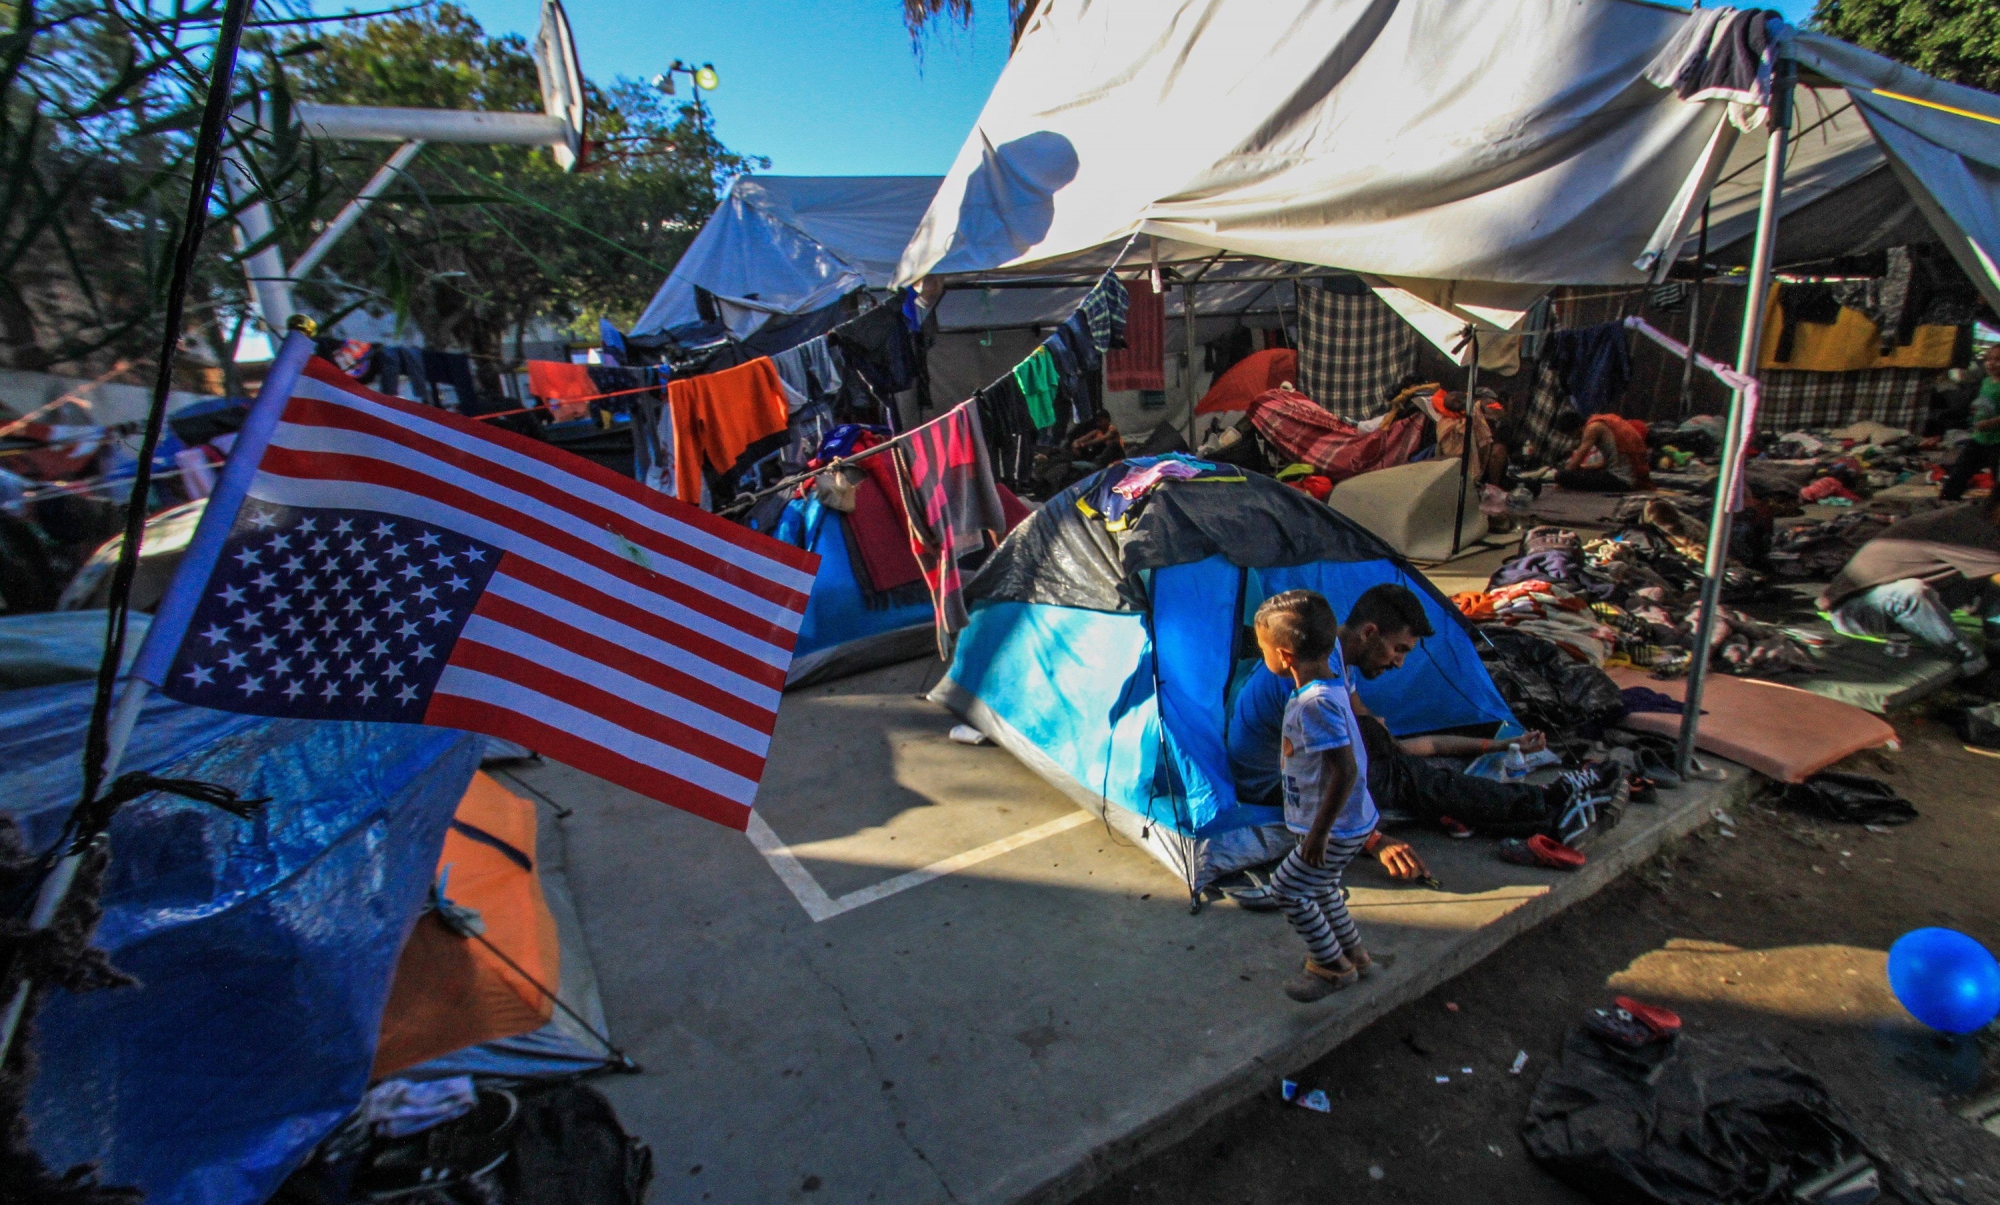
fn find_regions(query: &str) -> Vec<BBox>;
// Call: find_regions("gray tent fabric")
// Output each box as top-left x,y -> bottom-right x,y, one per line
897,0 -> 1743,290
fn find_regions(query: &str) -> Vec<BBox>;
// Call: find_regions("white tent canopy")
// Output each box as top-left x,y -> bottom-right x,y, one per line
631,175 -> 942,338
895,0 -> 1747,313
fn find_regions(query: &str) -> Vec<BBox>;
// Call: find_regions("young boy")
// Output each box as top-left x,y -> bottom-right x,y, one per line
1255,589 -> 1385,1003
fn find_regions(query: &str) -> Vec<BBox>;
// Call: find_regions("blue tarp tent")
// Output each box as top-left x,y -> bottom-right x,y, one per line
0,682 -> 481,1204
930,460 -> 1517,894
772,495 -> 936,688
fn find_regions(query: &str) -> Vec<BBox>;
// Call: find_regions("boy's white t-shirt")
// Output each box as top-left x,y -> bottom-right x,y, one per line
1279,647 -> 1376,839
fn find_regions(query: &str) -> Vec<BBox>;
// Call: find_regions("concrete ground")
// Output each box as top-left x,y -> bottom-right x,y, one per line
495,657 -> 1751,1205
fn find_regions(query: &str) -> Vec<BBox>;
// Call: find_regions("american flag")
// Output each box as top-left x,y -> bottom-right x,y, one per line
132,334 -> 819,830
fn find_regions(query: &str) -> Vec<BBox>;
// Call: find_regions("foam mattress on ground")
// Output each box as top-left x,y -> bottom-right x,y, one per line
1608,666 -> 1894,783
1790,625 -> 1964,714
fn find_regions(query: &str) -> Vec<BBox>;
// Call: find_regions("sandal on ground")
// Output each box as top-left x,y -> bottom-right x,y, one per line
1497,834 -> 1587,871
1284,957 -> 1359,1002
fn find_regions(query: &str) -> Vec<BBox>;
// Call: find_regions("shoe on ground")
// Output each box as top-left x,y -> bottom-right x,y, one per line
1497,834 -> 1587,871
1284,958 -> 1358,1002
1549,764 -> 1624,847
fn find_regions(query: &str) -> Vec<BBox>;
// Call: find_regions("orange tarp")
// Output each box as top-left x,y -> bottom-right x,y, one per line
372,772 -> 559,1078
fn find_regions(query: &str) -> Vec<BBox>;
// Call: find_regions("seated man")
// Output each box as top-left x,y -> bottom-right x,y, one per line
1817,490 -> 2000,675
1228,591 -> 1624,868
1551,409 -> 1653,493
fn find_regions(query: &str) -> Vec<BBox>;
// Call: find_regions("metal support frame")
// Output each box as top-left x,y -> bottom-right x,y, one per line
1676,62 -> 1796,778
1678,200 -> 1709,419
1181,278 -> 1199,445
1451,326 -> 1480,557
289,140 -> 425,284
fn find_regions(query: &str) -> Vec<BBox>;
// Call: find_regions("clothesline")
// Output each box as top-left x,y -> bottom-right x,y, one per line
469,381 -> 664,423
718,271 -> 1126,518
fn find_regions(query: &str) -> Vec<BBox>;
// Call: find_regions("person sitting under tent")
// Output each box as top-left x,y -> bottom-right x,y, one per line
1552,409 -> 1653,493
1816,490 -> 2000,676
1228,589 -> 1625,870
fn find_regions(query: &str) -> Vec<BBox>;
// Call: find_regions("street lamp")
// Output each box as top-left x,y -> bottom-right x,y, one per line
652,59 -> 720,119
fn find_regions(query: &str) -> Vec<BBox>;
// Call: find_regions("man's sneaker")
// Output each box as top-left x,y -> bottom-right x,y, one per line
1551,764 -> 1625,848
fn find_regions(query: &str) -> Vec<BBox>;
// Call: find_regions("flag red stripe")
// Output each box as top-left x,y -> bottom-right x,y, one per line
282,394 -> 812,612
258,444 -> 799,650
498,555 -> 785,693
424,695 -> 752,830
445,640 -> 768,782
472,589 -> 775,734
300,357 -> 817,576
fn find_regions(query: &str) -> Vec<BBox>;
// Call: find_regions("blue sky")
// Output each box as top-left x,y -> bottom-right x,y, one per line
455,0 -> 1821,178
455,0 -> 1014,177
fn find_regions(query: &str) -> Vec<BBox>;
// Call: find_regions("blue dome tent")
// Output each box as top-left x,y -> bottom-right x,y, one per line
772,495 -> 937,687
929,461 -> 1519,897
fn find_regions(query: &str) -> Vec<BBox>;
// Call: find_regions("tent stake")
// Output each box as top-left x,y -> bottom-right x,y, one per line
1676,61 -> 1795,779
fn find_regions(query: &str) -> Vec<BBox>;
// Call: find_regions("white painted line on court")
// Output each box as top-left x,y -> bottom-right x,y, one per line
748,810 -> 1095,923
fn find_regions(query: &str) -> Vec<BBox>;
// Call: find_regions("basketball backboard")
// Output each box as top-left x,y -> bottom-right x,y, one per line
534,0 -> 586,171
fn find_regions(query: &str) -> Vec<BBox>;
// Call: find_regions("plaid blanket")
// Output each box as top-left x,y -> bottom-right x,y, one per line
1518,359 -> 1583,468
1247,388 -> 1425,481
1756,368 -> 1932,432
1296,282 -> 1417,419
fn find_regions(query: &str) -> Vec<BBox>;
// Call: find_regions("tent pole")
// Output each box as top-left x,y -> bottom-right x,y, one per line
1676,62 -> 1794,779
1182,278 -> 1199,447
1451,326 -> 1480,557
1678,200 -> 1709,419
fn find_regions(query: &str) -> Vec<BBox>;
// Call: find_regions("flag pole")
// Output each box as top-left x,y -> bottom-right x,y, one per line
1676,59 -> 1794,778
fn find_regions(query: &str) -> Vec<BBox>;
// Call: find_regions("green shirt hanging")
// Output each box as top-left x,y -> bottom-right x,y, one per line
1013,345 -> 1061,431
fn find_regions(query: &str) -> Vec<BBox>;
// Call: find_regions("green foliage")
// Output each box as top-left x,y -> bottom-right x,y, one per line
1813,0 -> 2000,92
277,3 -> 762,370
0,0 -> 757,381
0,0 -> 320,374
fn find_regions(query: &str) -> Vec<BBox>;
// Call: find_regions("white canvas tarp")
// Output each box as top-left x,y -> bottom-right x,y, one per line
896,0 -> 1744,296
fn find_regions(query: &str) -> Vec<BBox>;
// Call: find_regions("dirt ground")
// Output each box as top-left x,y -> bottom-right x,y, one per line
1076,699 -> 2000,1205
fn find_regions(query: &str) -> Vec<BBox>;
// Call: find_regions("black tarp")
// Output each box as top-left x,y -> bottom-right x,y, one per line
1522,1026 -> 1873,1205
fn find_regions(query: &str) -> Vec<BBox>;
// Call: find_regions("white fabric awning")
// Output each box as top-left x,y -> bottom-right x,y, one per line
896,0 -> 1742,291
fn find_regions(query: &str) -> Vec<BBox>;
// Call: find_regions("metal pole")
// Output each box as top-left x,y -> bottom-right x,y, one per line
1182,279 -> 1199,447
1678,200 -> 1709,419
221,153 -> 295,334
1451,326 -> 1480,556
1676,62 -> 1794,778
289,140 -> 425,283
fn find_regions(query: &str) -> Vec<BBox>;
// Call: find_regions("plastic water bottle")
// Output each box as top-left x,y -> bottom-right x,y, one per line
1502,742 -> 1528,781
1507,485 -> 1533,515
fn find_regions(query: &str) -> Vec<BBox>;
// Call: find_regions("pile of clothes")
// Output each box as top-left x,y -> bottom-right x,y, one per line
1758,420 -> 1948,504
1457,519 -> 1819,681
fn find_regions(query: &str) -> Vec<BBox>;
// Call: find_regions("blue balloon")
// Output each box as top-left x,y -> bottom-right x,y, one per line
1888,928 -> 2000,1034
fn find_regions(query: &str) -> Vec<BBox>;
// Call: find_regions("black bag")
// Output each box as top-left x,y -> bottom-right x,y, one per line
1780,771 -> 1918,826
1523,1024 -> 1874,1205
